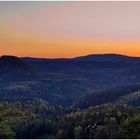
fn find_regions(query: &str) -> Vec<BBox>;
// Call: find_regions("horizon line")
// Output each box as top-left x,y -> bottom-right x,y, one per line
1,53 -> 140,59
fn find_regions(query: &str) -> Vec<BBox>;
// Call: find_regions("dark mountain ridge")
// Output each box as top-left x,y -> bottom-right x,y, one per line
1,54 -> 140,106
74,53 -> 140,63
22,53 -> 140,63
0,55 -> 43,83
1,54 -> 140,139
0,55 -> 33,73
21,54 -> 135,73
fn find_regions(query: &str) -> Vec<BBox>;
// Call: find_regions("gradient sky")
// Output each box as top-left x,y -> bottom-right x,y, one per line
1,1 -> 140,58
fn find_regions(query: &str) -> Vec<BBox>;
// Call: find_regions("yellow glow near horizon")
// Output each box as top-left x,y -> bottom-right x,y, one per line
1,24 -> 140,58
1,2 -> 140,58
1,31 -> 140,58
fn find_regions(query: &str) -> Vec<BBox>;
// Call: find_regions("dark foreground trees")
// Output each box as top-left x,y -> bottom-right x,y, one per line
122,114 -> 140,138
0,91 -> 140,139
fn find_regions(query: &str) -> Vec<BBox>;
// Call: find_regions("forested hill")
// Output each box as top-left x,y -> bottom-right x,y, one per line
1,90 -> 140,139
1,54 -> 140,106
73,84 -> 140,109
74,53 -> 140,63
0,98 -> 69,139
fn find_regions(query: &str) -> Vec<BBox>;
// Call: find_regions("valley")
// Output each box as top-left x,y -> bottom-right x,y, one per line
0,54 -> 140,138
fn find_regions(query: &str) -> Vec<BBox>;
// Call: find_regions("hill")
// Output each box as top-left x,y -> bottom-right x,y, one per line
0,55 -> 31,74
0,98 -> 68,139
1,54 -> 140,106
1,86 -> 140,139
0,78 -> 140,138
74,53 -> 140,63
73,84 -> 140,109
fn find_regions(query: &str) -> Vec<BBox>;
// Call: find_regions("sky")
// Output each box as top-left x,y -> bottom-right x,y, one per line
1,1 -> 140,58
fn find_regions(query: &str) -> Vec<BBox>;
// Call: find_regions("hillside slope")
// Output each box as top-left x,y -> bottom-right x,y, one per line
74,84 -> 140,109
1,54 -> 140,106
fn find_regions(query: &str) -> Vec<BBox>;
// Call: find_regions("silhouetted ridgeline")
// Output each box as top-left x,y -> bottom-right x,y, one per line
1,54 -> 140,106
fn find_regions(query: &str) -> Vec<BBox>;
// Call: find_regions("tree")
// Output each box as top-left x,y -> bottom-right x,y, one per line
74,126 -> 82,138
123,114 -> 140,138
94,125 -> 109,139
0,125 -> 15,139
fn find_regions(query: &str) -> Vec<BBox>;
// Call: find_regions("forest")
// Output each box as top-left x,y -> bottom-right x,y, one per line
0,89 -> 140,139
1,1 -> 140,138
0,55 -> 140,138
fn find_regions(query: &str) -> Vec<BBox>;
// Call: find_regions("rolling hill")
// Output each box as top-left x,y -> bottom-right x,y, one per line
74,53 -> 140,63
0,54 -> 140,138
73,84 -> 140,109
1,54 -> 140,106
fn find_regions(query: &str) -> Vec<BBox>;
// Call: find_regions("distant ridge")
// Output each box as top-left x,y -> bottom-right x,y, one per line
74,53 -> 140,63
1,54 -> 140,106
0,55 -> 33,74
20,53 -> 140,62
0,55 -> 24,64
1,53 -> 140,64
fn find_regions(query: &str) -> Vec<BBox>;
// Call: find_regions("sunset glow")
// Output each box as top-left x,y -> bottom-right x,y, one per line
1,1 -> 140,58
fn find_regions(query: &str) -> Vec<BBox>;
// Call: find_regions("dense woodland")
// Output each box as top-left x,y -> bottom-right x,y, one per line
74,84 -> 140,109
0,55 -> 140,138
2,54 -> 140,106
0,89 -> 140,138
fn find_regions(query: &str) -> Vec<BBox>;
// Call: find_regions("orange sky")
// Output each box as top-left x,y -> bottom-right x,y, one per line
1,2 -> 140,58
1,32 -> 140,58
